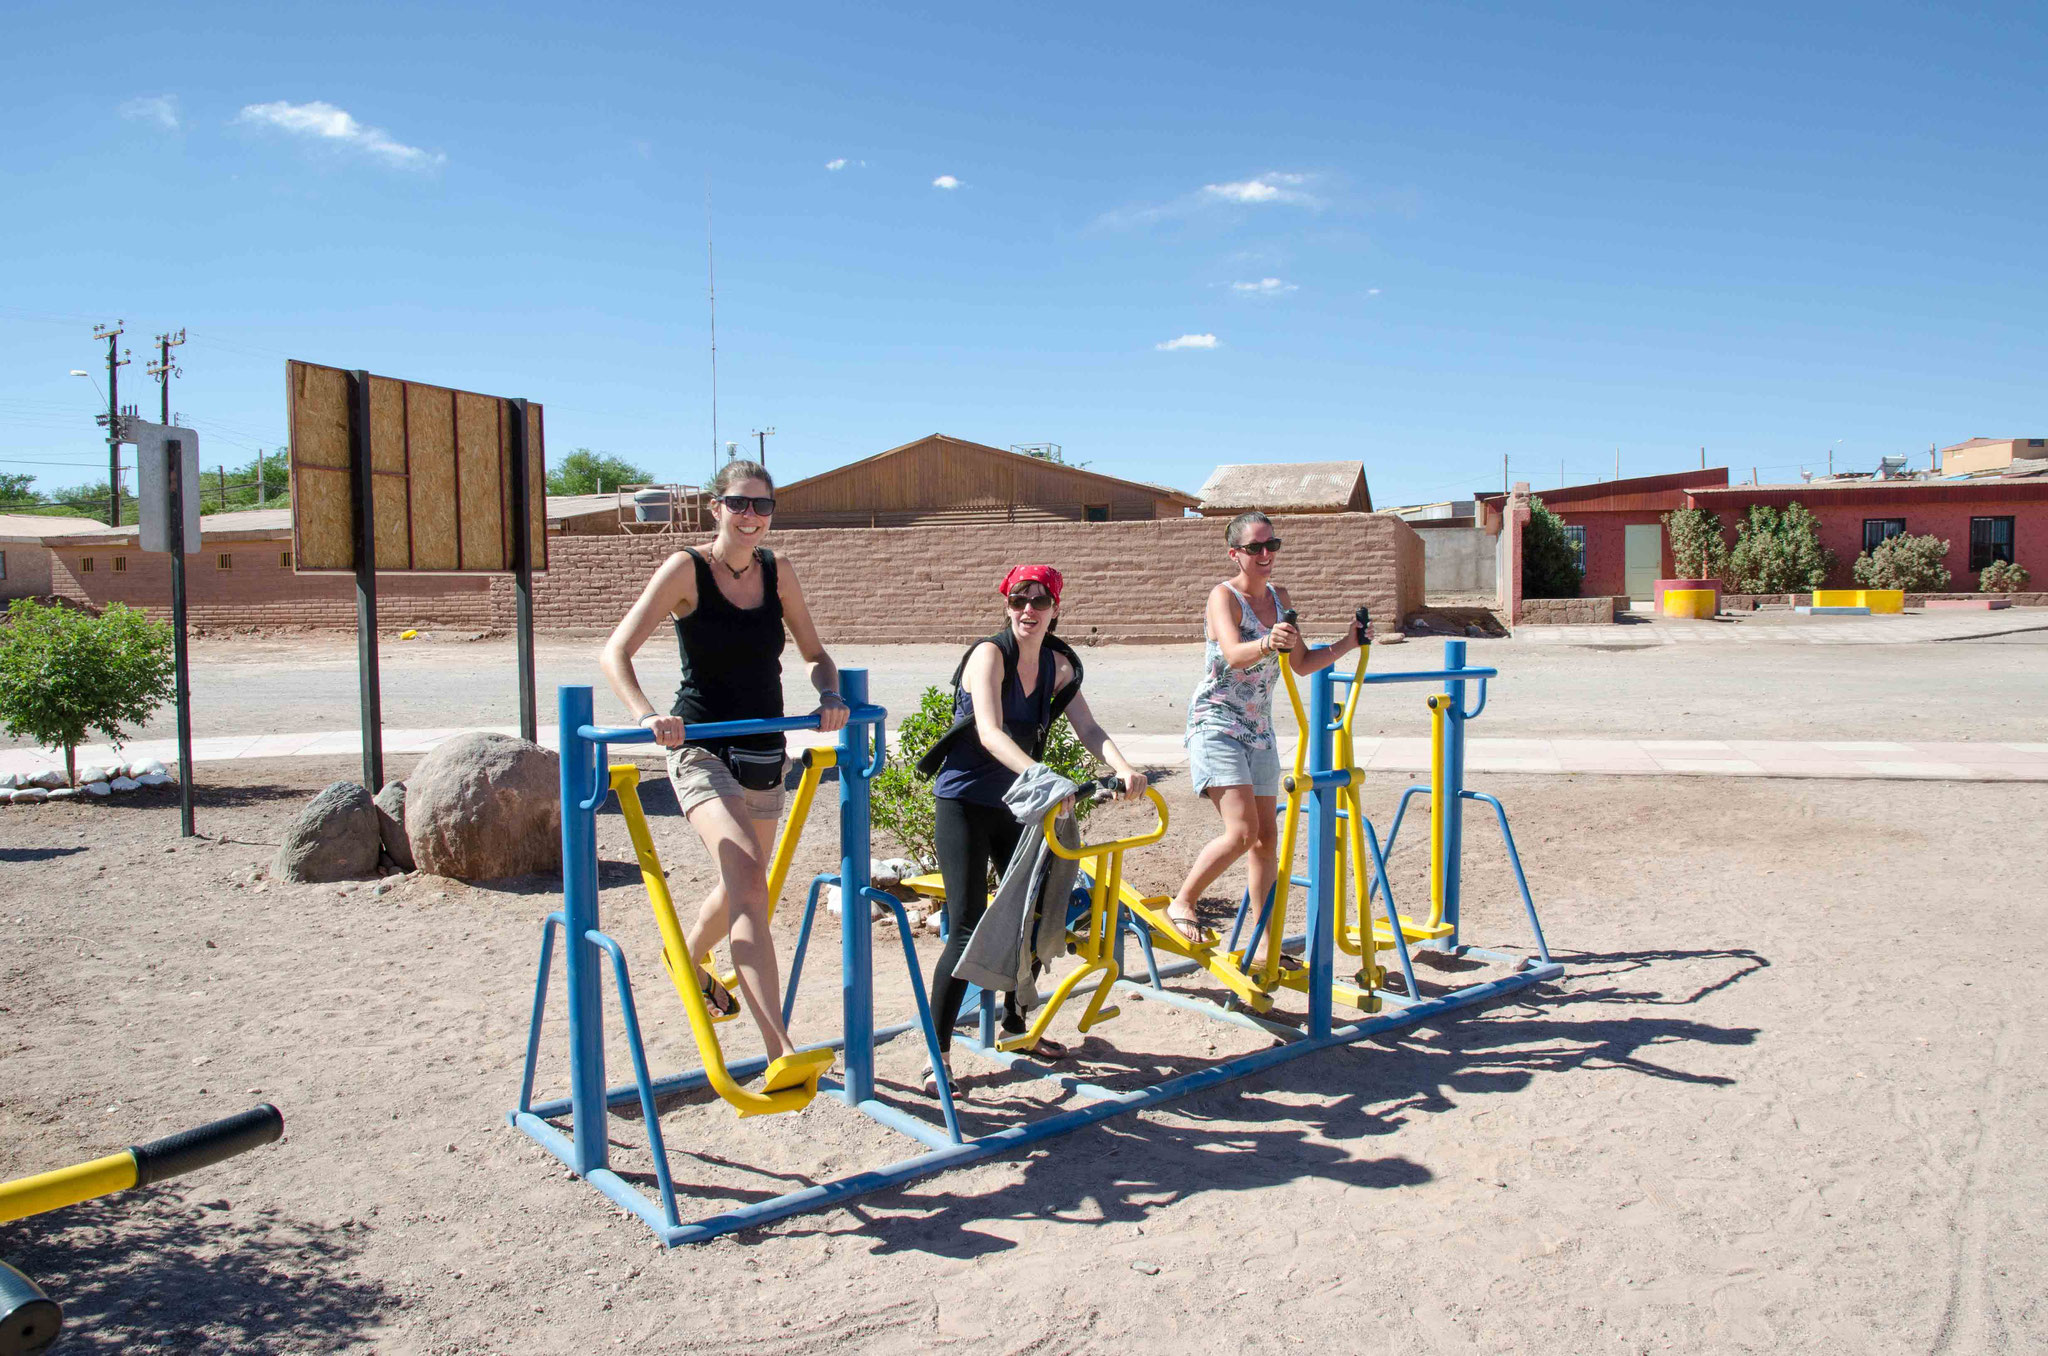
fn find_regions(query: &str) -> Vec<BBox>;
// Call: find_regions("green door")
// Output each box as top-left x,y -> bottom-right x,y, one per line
1624,524 -> 1662,600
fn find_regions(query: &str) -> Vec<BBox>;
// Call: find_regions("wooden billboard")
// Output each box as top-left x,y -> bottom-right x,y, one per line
286,360 -> 547,574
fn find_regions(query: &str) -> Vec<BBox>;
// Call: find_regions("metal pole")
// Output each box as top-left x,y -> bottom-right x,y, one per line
348,371 -> 384,790
1305,664 -> 1337,1038
165,440 -> 195,838
101,327 -> 126,527
1441,640 -> 1468,950
557,685 -> 608,1176
838,667 -> 875,1106
509,399 -> 538,743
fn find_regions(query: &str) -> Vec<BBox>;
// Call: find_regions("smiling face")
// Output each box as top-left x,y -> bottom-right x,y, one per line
1229,520 -> 1280,577
1005,583 -> 1059,642
711,476 -> 774,546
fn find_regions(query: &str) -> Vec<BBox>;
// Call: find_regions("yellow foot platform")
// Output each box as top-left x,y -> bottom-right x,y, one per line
750,1049 -> 835,1114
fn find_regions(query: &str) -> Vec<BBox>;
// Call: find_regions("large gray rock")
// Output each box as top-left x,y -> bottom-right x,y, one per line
405,733 -> 560,881
374,780 -> 415,872
273,781 -> 382,882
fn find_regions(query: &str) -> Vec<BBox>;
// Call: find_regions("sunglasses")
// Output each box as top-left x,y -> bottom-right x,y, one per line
1006,590 -> 1056,611
715,494 -> 777,516
1234,537 -> 1283,555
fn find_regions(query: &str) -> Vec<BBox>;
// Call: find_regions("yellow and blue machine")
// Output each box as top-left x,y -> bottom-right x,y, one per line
513,650 -> 1559,1247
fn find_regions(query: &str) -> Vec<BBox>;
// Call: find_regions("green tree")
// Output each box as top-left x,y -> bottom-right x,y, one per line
1522,496 -> 1584,599
547,449 -> 654,497
0,472 -> 38,508
39,479 -> 134,524
1728,503 -> 1834,594
1852,533 -> 1951,592
1661,507 -> 1730,581
0,600 -> 176,787
1979,560 -> 2029,593
869,683 -> 1102,874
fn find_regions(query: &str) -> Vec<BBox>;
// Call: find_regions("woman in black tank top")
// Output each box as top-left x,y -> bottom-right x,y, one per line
599,461 -> 848,1065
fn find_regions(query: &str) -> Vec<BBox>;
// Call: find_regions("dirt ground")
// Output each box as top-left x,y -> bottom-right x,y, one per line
3,760 -> 2045,1354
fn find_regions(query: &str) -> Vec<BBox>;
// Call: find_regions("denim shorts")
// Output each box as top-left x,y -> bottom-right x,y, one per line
1186,729 -> 1283,798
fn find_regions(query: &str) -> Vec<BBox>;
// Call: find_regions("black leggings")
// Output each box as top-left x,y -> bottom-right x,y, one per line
930,795 -> 1026,1052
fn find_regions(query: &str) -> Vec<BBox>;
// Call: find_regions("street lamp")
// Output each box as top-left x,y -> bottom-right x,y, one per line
70,368 -> 108,407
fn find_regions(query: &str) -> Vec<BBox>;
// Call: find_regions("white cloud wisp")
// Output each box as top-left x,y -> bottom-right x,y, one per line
826,158 -> 848,170
121,95 -> 180,131
1202,172 -> 1314,206
932,174 -> 961,189
1156,333 -> 1220,351
236,100 -> 445,169
1231,277 -> 1298,296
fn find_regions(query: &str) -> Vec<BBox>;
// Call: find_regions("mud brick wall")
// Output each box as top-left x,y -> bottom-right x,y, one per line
507,512 -> 1424,643
49,546 -> 498,632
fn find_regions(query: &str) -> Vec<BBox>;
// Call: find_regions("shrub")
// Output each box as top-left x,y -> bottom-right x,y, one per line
1852,532 -> 1951,592
869,681 -> 1102,876
1521,496 -> 1584,599
1661,507 -> 1730,581
1729,503 -> 1833,594
1979,559 -> 2030,593
0,599 -> 175,786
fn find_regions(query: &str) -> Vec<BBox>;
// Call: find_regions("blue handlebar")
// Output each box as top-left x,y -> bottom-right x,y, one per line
573,706 -> 888,811
1332,667 -> 1499,686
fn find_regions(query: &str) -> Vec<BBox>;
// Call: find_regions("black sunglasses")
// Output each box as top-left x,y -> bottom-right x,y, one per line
715,494 -> 776,516
1234,537 -> 1282,555
1006,590 -> 1055,610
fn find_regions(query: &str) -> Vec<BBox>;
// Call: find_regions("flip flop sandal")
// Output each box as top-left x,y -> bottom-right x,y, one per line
920,1064 -> 959,1098
1164,908 -> 1211,946
1021,1036 -> 1069,1061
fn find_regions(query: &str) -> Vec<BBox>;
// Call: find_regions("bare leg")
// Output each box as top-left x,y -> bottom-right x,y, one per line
1167,785 -> 1260,940
684,797 -> 793,1060
1243,795 -> 1284,968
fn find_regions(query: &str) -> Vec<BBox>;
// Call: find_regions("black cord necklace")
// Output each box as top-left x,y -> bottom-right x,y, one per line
716,546 -> 754,580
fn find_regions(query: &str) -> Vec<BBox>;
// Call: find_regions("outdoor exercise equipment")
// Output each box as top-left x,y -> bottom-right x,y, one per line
515,652 -> 1560,1247
0,1104 -> 284,1354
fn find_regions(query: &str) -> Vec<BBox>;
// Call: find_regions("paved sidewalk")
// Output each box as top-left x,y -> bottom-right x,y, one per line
1512,610 -> 2048,647
8,727 -> 2045,783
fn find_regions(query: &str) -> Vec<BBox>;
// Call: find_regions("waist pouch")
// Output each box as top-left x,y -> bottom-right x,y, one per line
721,744 -> 787,792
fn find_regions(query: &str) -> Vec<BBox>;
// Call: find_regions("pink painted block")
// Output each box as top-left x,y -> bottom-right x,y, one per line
1925,598 -> 2010,610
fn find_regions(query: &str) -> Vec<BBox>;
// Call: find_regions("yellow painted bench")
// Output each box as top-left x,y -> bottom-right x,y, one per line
1660,588 -> 1716,619
1812,589 -> 1903,613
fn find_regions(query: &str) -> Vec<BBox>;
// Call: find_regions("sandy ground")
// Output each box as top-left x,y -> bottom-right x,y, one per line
3,759 -> 2044,1354
24,620 -> 2048,752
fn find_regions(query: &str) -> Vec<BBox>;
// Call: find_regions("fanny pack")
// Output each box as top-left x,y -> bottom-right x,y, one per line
693,733 -> 787,792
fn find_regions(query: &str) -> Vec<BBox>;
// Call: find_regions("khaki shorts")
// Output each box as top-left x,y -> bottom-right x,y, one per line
664,744 -> 786,821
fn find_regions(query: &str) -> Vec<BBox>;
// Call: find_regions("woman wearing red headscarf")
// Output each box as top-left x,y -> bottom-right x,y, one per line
920,564 -> 1146,1094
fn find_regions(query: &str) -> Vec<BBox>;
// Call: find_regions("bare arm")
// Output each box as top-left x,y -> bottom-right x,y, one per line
961,644 -> 1040,779
1208,585 -> 1273,670
599,553 -> 698,737
776,558 -> 849,732
1276,586 -> 1364,674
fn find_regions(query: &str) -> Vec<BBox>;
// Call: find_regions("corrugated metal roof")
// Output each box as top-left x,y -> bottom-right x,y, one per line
0,513 -> 110,541
1197,461 -> 1369,512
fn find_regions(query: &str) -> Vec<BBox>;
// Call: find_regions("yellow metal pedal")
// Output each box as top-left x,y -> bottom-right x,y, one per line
755,1048 -> 834,1101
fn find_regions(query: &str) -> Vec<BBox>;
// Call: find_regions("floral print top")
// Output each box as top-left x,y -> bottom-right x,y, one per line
1184,584 -> 1282,750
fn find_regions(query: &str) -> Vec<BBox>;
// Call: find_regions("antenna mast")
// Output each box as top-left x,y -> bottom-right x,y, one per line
707,179 -> 719,485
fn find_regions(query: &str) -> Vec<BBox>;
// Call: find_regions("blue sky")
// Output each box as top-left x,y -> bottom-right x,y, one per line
4,0 -> 2044,508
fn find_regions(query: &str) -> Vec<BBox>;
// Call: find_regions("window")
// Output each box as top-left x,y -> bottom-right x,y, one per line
1862,518 -> 1906,553
1969,517 -> 2015,571
80,557 -> 94,573
1084,504 -> 1110,523
112,556 -> 127,573
0,550 -> 7,580
217,553 -> 234,570
279,550 -> 294,570
2029,439 -> 2044,448
1562,524 -> 1586,571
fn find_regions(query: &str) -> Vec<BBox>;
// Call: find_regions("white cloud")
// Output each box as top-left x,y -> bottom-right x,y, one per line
1368,287 -> 1382,296
1156,333 -> 1219,351
121,95 -> 180,131
825,157 -> 848,170
236,100 -> 444,169
1203,174 -> 1315,206
932,174 -> 961,189
1230,277 -> 1298,296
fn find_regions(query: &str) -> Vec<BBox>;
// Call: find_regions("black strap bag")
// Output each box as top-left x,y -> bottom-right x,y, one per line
913,629 -> 1084,779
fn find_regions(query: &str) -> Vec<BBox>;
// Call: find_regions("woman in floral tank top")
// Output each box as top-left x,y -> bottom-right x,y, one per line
1166,512 -> 1365,959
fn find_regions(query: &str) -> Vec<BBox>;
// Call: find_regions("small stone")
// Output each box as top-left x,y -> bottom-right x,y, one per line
130,759 -> 169,778
77,765 -> 113,784
83,782 -> 112,797
205,940 -> 217,949
1131,1261 -> 1161,1275
110,776 -> 141,792
137,772 -> 175,787
13,787 -> 49,803
48,787 -> 79,801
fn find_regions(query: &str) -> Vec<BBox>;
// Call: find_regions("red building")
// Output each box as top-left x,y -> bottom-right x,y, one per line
1482,462 -> 2045,602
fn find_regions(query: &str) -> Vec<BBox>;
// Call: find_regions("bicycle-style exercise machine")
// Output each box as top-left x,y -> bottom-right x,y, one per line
514,646 -> 1561,1247
1,1104 -> 284,1354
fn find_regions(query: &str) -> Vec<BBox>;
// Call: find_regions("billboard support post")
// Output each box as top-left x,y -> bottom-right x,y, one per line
347,370 -> 384,792
164,438 -> 196,838
510,399 -> 538,744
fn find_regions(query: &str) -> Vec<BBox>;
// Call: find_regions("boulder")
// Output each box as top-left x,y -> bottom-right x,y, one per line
136,772 -> 174,787
28,770 -> 66,791
374,780 -> 415,872
0,772 -> 18,790
405,733 -> 560,881
272,781 -> 383,883
48,787 -> 78,801
109,776 -> 141,793
14,787 -> 49,803
77,765 -> 113,785
127,759 -> 169,778
82,781 -> 111,797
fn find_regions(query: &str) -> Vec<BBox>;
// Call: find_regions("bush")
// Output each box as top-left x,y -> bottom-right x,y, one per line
1729,503 -> 1833,594
0,599 -> 175,786
1661,507 -> 1729,581
1521,496 -> 1584,599
869,681 -> 1102,877
1979,560 -> 2030,593
1852,532 -> 1951,592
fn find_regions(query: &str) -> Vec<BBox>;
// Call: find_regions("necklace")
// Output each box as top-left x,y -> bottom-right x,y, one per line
715,548 -> 754,580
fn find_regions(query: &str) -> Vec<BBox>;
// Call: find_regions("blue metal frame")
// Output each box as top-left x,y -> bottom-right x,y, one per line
511,645 -> 1561,1246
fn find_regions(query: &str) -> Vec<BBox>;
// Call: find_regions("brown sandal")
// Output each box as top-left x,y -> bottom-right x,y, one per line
1164,904 -> 1210,947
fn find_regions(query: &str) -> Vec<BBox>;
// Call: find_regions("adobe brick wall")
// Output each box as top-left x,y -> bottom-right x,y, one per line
500,512 -> 1425,642
48,545 -> 497,632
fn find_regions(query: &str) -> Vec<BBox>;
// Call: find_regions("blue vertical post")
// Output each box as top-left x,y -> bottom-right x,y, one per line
557,685 -> 608,1176
837,668 -> 876,1106
1305,662 -> 1337,1038
1441,641 -> 1468,950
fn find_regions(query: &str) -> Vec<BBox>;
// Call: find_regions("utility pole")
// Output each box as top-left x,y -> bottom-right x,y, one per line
1501,454 -> 1508,494
1700,446 -> 1705,470
751,427 -> 775,466
1615,447 -> 1621,482
147,329 -> 186,513
256,449 -> 265,506
94,321 -> 130,526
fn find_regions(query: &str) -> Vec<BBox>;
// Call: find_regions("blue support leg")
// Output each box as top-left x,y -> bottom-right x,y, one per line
781,873 -> 839,1027
587,930 -> 684,1230
838,669 -> 877,1107
515,912 -> 565,1117
1461,791 -> 1552,966
862,887 -> 964,1144
557,685 -> 608,1176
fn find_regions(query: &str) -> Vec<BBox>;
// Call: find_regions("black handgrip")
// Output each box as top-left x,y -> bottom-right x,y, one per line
1074,776 -> 1121,804
1275,608 -> 1299,654
1355,605 -> 1372,643
130,1104 -> 283,1188
0,1258 -> 60,1356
